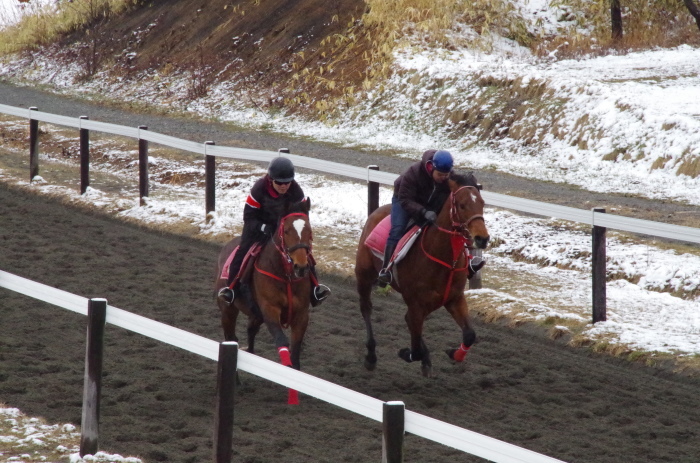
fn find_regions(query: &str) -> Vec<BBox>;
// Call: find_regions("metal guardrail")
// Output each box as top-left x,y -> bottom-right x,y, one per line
2,103 -> 698,245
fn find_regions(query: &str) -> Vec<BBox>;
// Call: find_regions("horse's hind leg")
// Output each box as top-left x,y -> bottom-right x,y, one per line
240,286 -> 263,353
219,299 -> 239,342
444,297 -> 476,362
357,273 -> 377,370
246,314 -> 263,354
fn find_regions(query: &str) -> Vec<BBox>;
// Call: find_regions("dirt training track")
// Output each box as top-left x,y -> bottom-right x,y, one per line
1,182 -> 700,463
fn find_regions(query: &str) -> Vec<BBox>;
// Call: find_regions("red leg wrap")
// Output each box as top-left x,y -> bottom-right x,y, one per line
278,346 -> 292,366
278,347 -> 299,404
453,343 -> 470,362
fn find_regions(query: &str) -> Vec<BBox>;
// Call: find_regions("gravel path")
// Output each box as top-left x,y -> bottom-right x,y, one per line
2,182 -> 700,463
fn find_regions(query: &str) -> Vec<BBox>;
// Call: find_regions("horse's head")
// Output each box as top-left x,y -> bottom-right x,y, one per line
275,198 -> 312,279
446,174 -> 490,249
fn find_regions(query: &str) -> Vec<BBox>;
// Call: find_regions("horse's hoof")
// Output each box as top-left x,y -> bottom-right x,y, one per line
446,348 -> 457,360
398,348 -> 413,363
421,365 -> 434,378
364,357 -> 377,371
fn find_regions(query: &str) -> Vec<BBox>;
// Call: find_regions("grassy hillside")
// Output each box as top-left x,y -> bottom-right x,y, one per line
1,0 -> 699,182
1,0 -> 697,117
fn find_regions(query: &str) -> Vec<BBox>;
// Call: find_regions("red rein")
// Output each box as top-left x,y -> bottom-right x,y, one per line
254,212 -> 311,328
419,185 -> 483,305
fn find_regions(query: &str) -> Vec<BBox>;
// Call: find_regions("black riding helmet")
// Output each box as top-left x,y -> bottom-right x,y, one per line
268,157 -> 295,183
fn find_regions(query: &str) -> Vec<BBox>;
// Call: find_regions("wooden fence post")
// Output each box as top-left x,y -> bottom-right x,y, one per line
592,207 -> 607,323
80,116 -> 90,194
29,107 -> 39,182
138,126 -> 149,205
205,141 -> 216,216
80,298 -> 107,457
469,184 -> 484,290
214,341 -> 238,463
368,165 -> 379,217
382,401 -> 404,463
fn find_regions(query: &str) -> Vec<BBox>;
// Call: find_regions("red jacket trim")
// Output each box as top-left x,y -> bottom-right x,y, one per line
245,194 -> 261,209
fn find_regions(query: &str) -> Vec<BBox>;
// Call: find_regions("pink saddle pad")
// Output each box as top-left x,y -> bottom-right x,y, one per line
220,245 -> 241,280
364,215 -> 419,258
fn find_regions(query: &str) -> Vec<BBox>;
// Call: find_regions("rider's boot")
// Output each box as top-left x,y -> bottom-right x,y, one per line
377,242 -> 397,287
467,255 -> 485,279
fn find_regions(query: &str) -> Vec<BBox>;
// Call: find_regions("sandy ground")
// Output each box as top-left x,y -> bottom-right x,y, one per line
2,182 -> 700,463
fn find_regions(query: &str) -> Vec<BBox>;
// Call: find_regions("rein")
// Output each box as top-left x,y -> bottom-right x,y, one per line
255,212 -> 311,328
420,186 -> 484,305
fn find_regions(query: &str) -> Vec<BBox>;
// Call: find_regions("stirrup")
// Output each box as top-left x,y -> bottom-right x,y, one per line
218,287 -> 234,304
313,284 -> 331,302
469,256 -> 485,276
377,268 -> 392,287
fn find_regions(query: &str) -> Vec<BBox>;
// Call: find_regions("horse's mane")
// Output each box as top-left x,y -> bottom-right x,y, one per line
275,198 -> 310,228
449,171 -> 478,188
287,199 -> 308,214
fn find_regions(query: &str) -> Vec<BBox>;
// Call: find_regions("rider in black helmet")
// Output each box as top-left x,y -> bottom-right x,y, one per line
218,157 -> 331,305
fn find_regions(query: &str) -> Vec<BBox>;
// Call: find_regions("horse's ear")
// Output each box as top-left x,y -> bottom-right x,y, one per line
447,176 -> 459,192
302,197 -> 311,213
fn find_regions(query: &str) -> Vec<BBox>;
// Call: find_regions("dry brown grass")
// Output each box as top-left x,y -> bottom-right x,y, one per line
0,0 -> 136,54
538,0 -> 699,58
676,154 -> 700,179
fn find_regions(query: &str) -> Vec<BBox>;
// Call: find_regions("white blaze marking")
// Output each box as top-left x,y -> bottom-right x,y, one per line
292,218 -> 306,238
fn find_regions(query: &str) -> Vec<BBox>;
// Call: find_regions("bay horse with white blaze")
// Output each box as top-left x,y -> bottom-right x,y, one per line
354,173 -> 490,377
215,199 -> 314,382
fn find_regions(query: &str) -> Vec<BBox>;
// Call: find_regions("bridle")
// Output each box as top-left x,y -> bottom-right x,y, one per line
273,212 -> 312,265
445,186 -> 485,241
254,212 -> 312,327
420,185 -> 485,304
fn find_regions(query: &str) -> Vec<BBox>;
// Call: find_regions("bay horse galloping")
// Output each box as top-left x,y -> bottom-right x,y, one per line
354,174 -> 490,377
215,199 -> 313,378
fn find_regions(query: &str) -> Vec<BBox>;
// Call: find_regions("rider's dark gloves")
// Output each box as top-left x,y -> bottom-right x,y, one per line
423,209 -> 437,223
260,223 -> 273,236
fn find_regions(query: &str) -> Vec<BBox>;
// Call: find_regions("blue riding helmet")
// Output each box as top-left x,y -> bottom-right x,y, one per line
432,150 -> 454,173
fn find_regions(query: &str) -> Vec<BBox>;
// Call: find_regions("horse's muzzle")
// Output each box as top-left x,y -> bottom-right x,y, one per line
293,264 -> 310,279
473,235 -> 490,250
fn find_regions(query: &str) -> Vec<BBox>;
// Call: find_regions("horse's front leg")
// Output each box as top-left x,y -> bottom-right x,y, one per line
261,315 -> 301,405
398,304 -> 432,377
444,296 -> 476,362
289,309 -> 309,371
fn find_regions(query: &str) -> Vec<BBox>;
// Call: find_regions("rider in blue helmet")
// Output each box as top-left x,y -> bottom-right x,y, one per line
432,149 -> 454,173
378,149 -> 481,286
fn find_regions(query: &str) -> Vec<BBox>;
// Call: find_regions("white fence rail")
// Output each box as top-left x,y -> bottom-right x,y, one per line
2,103 -> 699,245
0,269 -> 566,463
